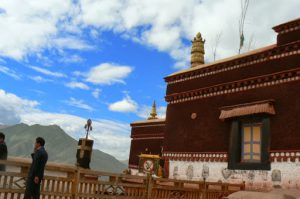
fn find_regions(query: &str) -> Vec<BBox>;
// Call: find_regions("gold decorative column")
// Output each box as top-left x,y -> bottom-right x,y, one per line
191,32 -> 205,67
148,101 -> 158,120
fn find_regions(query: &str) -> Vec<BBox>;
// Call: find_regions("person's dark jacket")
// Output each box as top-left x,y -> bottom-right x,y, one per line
28,146 -> 48,181
0,141 -> 7,171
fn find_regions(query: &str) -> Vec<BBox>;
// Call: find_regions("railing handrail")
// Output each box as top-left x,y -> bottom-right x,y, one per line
0,157 -> 77,173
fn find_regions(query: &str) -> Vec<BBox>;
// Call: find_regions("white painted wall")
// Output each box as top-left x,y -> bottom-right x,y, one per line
169,160 -> 300,191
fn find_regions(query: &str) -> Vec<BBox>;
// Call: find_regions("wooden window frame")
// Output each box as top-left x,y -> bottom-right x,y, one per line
228,115 -> 270,170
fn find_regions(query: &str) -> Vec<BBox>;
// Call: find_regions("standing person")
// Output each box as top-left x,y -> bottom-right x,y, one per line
24,137 -> 48,199
0,132 -> 8,171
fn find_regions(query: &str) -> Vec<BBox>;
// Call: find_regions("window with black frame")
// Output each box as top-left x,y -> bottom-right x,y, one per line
227,117 -> 270,170
219,100 -> 274,170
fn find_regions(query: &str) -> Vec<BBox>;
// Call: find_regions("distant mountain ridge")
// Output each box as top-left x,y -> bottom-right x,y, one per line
0,125 -> 9,129
1,123 -> 127,173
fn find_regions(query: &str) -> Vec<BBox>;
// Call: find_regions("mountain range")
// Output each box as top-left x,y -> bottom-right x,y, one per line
0,123 -> 127,173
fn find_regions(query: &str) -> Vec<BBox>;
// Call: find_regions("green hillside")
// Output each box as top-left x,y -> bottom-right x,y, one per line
1,123 -> 127,173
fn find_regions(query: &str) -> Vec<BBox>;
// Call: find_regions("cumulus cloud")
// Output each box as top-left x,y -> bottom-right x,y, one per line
0,65 -> 21,80
0,0 -> 75,60
86,63 -> 133,85
0,89 -> 39,125
109,95 -> 138,113
65,81 -> 90,90
1,0 -> 299,68
0,89 -> 130,159
77,0 -> 300,68
64,97 -> 94,111
30,66 -> 66,78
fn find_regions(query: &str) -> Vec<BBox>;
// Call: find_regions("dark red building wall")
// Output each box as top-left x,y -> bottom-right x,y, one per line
131,124 -> 165,137
129,122 -> 165,167
166,53 -> 300,95
164,80 -> 300,153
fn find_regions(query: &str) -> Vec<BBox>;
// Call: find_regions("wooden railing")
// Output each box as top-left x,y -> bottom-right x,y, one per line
0,157 -> 245,199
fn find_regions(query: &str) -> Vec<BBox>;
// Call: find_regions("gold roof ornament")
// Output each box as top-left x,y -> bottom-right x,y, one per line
191,32 -> 205,67
148,100 -> 158,120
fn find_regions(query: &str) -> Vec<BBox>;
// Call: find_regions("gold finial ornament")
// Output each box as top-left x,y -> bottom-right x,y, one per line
191,32 -> 205,67
148,101 -> 158,120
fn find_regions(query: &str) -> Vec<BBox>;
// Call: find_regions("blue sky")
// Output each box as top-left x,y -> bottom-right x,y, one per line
0,0 -> 299,160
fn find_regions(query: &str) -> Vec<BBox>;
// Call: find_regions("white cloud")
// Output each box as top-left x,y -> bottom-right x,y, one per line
29,75 -> 52,83
64,97 -> 94,111
137,104 -> 166,119
77,0 -> 300,68
109,95 -> 138,113
79,0 -> 123,29
1,0 -> 298,68
92,88 -> 101,99
0,89 -> 39,125
86,63 -> 133,85
0,0 -> 75,60
65,81 -> 90,90
0,65 -> 21,80
30,66 -> 66,78
0,88 -> 130,159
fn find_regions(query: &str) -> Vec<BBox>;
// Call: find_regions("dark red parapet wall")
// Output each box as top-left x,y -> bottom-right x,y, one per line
165,41 -> 300,95
273,18 -> 300,46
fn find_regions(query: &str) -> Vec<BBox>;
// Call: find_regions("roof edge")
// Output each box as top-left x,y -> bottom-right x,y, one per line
273,17 -> 300,32
130,118 -> 165,126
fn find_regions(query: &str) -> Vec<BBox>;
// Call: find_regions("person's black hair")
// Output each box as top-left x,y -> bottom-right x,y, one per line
0,132 -> 5,140
36,137 -> 45,146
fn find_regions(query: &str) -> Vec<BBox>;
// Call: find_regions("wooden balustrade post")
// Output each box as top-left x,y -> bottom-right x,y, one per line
144,173 -> 152,199
221,183 -> 228,197
242,181 -> 246,190
198,181 -> 202,199
70,168 -> 80,199
203,178 -> 207,199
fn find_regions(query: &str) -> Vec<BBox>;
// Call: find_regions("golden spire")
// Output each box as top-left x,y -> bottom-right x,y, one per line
148,101 -> 158,120
191,32 -> 205,67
